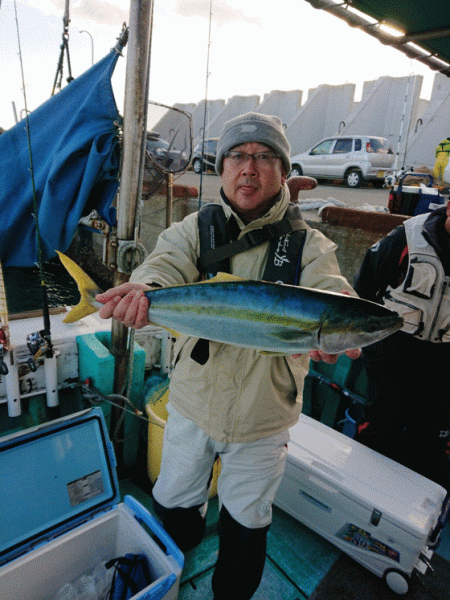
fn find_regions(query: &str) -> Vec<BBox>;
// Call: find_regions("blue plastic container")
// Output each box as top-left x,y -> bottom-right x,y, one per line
0,409 -> 183,600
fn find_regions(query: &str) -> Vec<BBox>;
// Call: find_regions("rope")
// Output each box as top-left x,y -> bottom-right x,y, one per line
51,0 -> 74,96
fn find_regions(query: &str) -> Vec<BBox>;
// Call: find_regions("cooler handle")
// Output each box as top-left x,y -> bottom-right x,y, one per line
428,492 -> 450,547
124,495 -> 184,569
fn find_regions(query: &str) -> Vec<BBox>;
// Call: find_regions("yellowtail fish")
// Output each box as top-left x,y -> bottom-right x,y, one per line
57,252 -> 403,354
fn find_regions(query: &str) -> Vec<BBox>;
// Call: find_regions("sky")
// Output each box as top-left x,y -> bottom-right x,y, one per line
0,0 -> 440,132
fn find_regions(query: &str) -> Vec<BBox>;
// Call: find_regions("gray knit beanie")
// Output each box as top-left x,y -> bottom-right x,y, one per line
215,112 -> 291,175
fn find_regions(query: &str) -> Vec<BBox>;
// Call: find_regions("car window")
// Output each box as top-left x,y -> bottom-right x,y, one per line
205,140 -> 218,152
146,138 -> 170,151
369,138 -> 392,154
195,139 -> 218,153
354,139 -> 362,151
333,139 -> 352,153
310,140 -> 334,155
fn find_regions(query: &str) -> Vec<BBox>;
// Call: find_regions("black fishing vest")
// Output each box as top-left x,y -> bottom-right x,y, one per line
191,202 -> 307,365
197,202 -> 307,285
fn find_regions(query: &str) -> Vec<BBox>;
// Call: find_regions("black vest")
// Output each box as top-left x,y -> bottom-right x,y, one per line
197,202 -> 307,285
191,202 -> 307,365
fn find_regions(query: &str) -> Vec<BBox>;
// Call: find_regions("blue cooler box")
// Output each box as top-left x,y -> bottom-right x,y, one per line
0,408 -> 183,600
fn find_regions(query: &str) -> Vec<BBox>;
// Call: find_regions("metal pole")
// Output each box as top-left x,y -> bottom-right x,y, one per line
110,0 -> 154,463
79,30 -> 94,65
166,173 -> 173,228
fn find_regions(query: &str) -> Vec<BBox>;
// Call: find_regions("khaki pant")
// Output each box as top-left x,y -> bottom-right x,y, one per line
153,402 -> 290,528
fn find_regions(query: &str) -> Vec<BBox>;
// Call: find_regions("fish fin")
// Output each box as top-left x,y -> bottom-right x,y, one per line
206,272 -> 244,283
56,252 -> 102,295
63,298 -> 99,323
57,252 -> 103,322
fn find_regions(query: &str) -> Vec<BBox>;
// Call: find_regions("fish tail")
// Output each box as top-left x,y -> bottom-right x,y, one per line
56,251 -> 103,323
63,297 -> 100,323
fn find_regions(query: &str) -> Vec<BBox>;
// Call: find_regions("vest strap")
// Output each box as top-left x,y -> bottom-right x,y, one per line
198,208 -> 304,271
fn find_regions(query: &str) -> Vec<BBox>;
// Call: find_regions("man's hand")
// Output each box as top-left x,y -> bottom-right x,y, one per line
294,288 -> 362,363
308,346 -> 361,364
96,282 -> 152,329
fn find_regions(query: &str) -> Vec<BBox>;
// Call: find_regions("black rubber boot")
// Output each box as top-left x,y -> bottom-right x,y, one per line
212,505 -> 270,600
152,497 -> 206,552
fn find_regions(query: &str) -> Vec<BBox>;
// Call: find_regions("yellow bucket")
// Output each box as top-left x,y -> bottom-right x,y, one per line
145,388 -> 220,498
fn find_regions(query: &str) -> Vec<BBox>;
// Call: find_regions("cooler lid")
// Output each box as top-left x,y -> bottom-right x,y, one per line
287,415 -> 447,538
0,408 -> 120,565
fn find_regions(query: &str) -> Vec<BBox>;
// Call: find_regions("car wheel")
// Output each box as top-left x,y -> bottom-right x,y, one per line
193,158 -> 203,174
384,570 -> 410,595
290,164 -> 303,177
346,169 -> 362,188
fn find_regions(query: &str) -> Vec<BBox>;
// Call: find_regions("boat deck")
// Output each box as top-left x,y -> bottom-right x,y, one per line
119,479 -> 450,600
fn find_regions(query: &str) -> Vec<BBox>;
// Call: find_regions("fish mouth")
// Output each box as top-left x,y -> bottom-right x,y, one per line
318,314 -> 404,354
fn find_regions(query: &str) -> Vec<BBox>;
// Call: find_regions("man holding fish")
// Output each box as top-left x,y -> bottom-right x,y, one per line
95,113 -> 373,599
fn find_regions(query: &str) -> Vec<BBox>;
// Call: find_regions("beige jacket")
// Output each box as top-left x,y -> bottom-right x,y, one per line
131,184 -> 352,443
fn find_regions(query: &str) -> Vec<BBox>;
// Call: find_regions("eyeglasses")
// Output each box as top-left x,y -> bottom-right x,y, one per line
223,150 -> 281,167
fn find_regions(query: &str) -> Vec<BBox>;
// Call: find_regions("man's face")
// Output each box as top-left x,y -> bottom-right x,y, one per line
220,142 -> 286,223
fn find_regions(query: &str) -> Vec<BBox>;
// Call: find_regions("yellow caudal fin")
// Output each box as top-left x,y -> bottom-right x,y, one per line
204,272 -> 244,283
63,296 -> 99,323
56,252 -> 103,323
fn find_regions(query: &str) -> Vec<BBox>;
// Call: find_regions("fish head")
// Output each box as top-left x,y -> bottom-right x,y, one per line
318,297 -> 404,354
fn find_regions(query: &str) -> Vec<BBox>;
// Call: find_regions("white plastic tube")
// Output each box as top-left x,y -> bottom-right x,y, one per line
5,354 -> 21,417
45,353 -> 59,407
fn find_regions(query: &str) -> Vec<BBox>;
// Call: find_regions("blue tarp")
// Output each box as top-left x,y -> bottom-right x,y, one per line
0,49 -> 122,267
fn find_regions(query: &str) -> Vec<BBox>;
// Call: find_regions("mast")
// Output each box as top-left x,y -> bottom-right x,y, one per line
110,0 -> 154,452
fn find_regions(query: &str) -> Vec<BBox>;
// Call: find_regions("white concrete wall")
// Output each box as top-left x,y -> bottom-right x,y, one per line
207,95 -> 261,137
149,103 -> 196,143
404,74 -> 450,171
285,84 -> 355,155
151,72 -> 450,174
340,75 -> 423,170
190,99 -> 226,144
257,90 -> 303,129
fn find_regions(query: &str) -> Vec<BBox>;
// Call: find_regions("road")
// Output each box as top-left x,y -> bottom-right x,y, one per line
175,172 -> 390,222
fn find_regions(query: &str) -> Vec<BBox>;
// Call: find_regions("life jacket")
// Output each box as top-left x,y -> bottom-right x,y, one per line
197,202 -> 307,284
436,137 -> 450,157
383,212 -> 450,343
191,202 -> 307,364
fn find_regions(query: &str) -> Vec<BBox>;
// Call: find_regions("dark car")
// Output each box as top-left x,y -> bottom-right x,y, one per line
192,137 -> 219,173
145,131 -> 188,173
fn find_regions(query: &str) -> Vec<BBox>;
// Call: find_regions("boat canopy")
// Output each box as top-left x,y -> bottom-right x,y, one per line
0,49 -> 121,267
305,0 -> 450,77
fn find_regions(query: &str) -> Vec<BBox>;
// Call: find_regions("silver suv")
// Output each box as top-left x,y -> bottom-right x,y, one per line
290,135 -> 394,187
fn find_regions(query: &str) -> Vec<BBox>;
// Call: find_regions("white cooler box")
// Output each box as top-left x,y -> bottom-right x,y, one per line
274,414 -> 450,595
0,408 -> 184,600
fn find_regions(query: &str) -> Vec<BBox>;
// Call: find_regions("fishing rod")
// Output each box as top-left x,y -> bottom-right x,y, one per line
198,0 -> 213,208
13,0 -> 58,408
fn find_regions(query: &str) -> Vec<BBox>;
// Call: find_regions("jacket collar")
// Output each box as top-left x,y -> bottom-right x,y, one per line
219,183 -> 291,232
